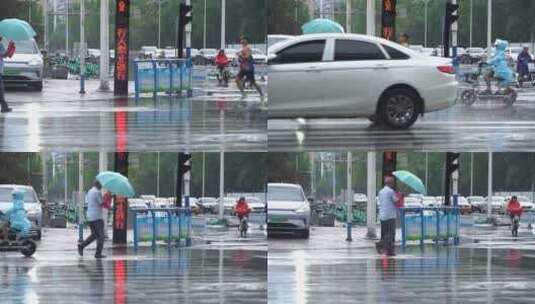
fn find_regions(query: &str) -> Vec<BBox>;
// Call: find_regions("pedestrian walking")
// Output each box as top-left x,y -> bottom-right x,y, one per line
375,176 -> 402,256
399,33 -> 410,47
236,38 -> 264,99
0,36 -> 12,113
78,180 -> 106,258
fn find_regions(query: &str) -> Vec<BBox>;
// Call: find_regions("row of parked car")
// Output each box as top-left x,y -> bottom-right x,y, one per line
409,45 -> 530,64
128,195 -> 266,215
139,46 -> 268,65
349,193 -> 535,215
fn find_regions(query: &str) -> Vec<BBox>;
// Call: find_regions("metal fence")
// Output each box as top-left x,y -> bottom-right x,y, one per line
133,58 -> 193,99
400,206 -> 461,248
132,207 -> 192,250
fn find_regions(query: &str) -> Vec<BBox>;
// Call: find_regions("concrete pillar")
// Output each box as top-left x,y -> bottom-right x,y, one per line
366,151 -> 377,239
99,0 -> 110,91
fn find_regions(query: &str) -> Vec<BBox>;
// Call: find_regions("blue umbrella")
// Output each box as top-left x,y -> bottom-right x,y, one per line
96,171 -> 135,198
0,19 -> 36,41
302,18 -> 345,34
393,170 -> 426,195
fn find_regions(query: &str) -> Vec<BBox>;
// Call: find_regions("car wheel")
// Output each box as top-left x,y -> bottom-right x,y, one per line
31,81 -> 43,92
379,88 -> 419,129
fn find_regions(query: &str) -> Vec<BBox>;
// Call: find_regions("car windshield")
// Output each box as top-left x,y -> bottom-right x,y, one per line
0,187 -> 37,203
268,185 -> 305,201
10,40 -> 39,54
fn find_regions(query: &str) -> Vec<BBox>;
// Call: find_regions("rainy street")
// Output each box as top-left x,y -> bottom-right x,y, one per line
268,225 -> 535,304
0,227 -> 267,304
0,79 -> 267,152
268,89 -> 535,152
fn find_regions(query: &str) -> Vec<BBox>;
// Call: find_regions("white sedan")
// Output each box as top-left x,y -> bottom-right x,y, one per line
268,33 -> 458,129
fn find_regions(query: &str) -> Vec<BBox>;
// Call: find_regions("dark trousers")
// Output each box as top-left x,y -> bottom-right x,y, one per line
377,218 -> 396,254
0,74 -> 9,110
81,219 -> 104,256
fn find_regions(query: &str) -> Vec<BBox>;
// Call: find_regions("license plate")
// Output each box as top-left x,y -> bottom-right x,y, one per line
269,216 -> 288,223
3,68 -> 19,76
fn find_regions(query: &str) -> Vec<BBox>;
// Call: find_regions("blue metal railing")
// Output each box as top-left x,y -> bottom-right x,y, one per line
133,58 -> 193,99
131,207 -> 192,250
400,206 -> 461,248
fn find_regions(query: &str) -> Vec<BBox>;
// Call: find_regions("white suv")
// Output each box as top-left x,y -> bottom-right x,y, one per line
267,183 -> 311,238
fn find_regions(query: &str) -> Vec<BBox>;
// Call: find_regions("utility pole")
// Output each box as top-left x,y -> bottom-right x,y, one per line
203,0 -> 207,50
219,152 -> 224,219
487,0 -> 492,58
366,0 -> 375,36
346,152 -> 353,242
43,0 -> 49,51
346,0 -> 351,33
424,0 -> 428,47
158,0 -> 161,48
310,152 -> 316,198
65,0 -> 69,56
79,0 -> 86,94
42,152 -> 48,201
221,0 -> 226,49
487,152 -> 493,217
470,0 -> 473,48
99,0 -> 110,91
78,152 -> 84,242
366,152 -> 377,239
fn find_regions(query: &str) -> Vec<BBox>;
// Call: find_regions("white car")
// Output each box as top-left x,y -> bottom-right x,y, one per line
267,183 -> 311,238
268,33 -> 458,129
404,196 -> 424,209
3,39 -> 43,91
246,196 -> 266,213
197,197 -> 218,213
488,196 -> 506,213
422,196 -> 437,208
455,196 -> 471,214
513,196 -> 534,211
141,46 -> 158,58
467,196 -> 485,212
268,34 -> 295,49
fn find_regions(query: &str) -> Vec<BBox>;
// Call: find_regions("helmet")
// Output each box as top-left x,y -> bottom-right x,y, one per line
494,39 -> 509,51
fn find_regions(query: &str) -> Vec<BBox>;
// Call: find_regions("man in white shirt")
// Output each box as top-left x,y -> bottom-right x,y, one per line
375,176 -> 399,256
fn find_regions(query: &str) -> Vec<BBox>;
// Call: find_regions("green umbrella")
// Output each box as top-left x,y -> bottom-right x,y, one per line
393,170 -> 426,195
0,19 -> 36,41
302,18 -> 345,34
96,171 -> 135,198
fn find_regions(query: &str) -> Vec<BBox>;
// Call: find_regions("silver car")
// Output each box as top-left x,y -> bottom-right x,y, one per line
3,39 -> 44,91
267,183 -> 311,238
0,184 -> 42,240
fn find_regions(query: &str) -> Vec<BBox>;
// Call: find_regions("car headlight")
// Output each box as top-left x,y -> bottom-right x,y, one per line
29,59 -> 42,67
295,204 -> 309,213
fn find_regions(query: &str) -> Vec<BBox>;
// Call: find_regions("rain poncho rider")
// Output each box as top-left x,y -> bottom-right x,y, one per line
3,189 -> 32,239
484,39 -> 514,93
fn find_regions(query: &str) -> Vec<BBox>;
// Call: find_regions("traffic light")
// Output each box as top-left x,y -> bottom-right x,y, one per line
443,1 -> 460,58
444,152 -> 460,206
176,153 -> 192,207
382,152 -> 397,186
177,3 -> 193,58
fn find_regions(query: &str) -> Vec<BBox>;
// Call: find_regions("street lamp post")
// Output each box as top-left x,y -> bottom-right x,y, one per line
346,152 -> 353,242
487,152 -> 493,218
65,0 -> 69,56
79,0 -> 86,94
158,0 -> 161,48
424,0 -> 428,47
487,0 -> 492,57
346,0 -> 351,33
366,0 -> 375,36
99,0 -> 110,91
221,0 -> 226,50
203,0 -> 207,49
470,0 -> 473,48
366,152 -> 377,239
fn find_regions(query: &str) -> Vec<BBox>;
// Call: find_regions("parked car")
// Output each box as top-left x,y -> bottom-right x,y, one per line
268,33 -> 458,129
200,48 -> 218,64
0,185 -> 42,240
140,46 -> 158,58
246,196 -> 266,213
422,196 -> 438,208
467,196 -> 486,212
197,197 -> 218,213
404,196 -> 423,209
267,183 -> 311,238
456,196 -> 472,214
465,47 -> 486,63
488,196 -> 507,213
509,195 -> 535,211
220,196 -> 238,214
2,38 -> 44,91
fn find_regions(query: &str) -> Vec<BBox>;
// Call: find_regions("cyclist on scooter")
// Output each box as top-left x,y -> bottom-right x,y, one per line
3,189 -> 31,241
484,39 -> 514,94
215,49 -> 230,86
506,195 -> 523,224
234,197 -> 251,221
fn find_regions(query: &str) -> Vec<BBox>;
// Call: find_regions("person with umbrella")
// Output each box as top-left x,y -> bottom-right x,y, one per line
0,35 -> 12,113
78,180 -> 106,259
375,176 -> 402,256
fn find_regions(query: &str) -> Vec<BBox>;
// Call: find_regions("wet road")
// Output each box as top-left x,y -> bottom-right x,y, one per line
0,246 -> 267,304
268,226 -> 535,304
0,96 -> 266,152
268,89 -> 535,152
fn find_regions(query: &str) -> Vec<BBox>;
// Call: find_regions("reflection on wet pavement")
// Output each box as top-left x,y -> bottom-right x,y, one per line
268,93 -> 535,152
0,247 -> 267,304
269,230 -> 535,303
0,96 -> 266,152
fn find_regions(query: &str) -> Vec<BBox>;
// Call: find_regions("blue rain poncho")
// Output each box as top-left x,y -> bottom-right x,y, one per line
488,39 -> 514,86
5,189 -> 31,236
